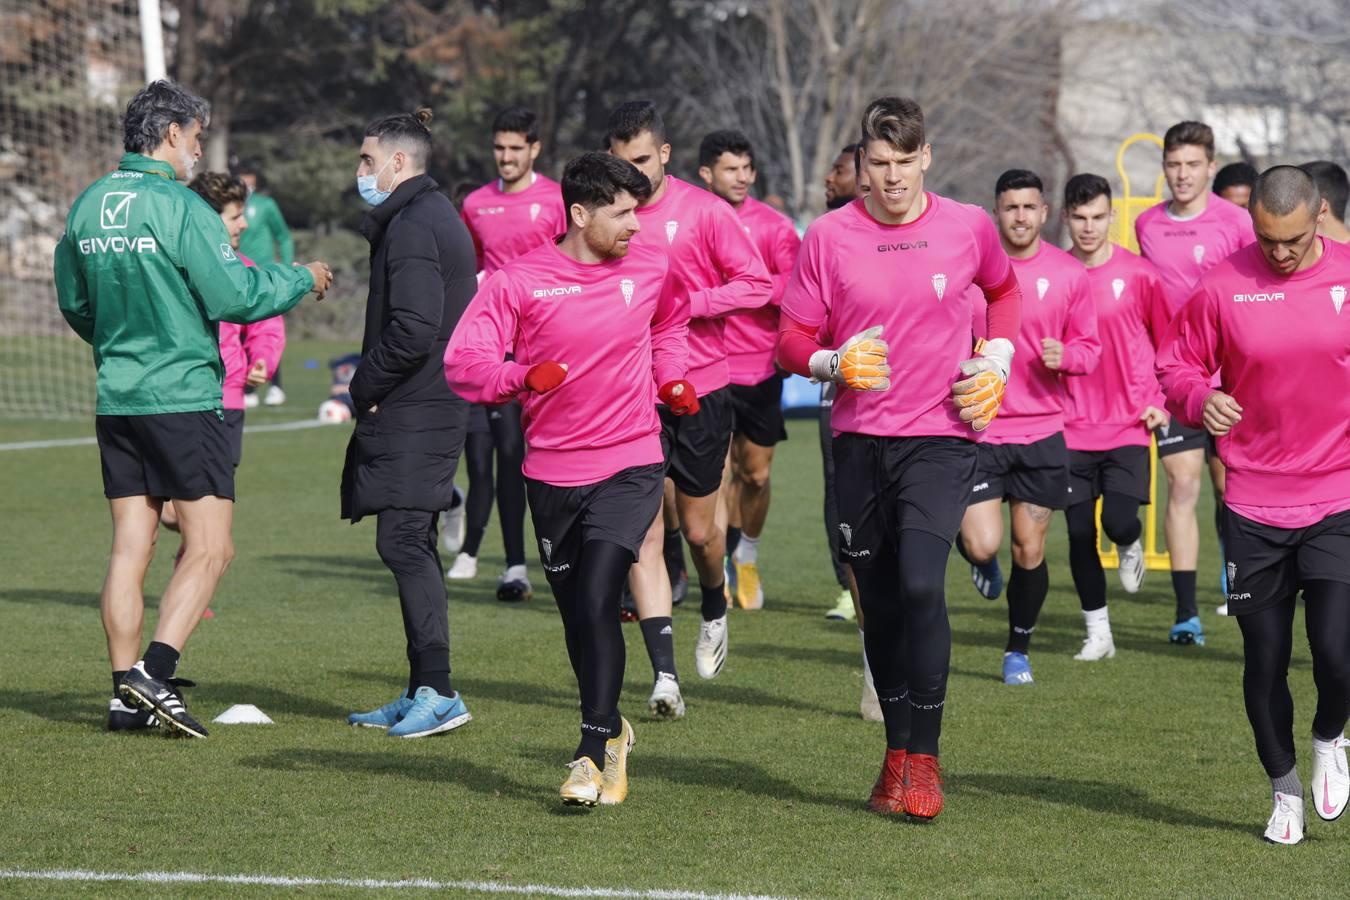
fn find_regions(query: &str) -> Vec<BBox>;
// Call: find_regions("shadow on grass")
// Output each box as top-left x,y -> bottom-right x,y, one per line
0,689 -> 104,726
0,588 -> 99,608
197,681 -> 352,721
735,641 -> 859,669
956,772 -> 1253,836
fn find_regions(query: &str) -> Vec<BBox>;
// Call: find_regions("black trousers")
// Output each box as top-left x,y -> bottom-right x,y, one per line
376,508 -> 451,695
819,386 -> 849,589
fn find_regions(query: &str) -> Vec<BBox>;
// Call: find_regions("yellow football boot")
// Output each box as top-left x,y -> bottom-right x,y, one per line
599,717 -> 635,805
560,757 -> 602,807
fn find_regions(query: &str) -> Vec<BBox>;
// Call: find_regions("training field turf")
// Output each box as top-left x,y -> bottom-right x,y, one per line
0,340 -> 1341,898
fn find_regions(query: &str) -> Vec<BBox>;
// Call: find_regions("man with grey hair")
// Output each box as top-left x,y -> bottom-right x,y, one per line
54,79 -> 332,737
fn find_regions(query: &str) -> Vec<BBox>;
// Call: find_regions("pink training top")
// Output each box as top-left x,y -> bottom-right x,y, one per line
726,196 -> 800,385
782,193 -> 1017,440
1156,238 -> 1350,526
1063,246 -> 1168,451
972,241 -> 1100,444
1135,195 -> 1256,320
443,239 -> 688,487
461,174 -> 567,277
631,176 -> 772,395
219,251 -> 286,410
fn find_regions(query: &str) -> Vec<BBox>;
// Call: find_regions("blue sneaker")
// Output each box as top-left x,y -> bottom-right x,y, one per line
972,558 -> 1004,600
347,690 -> 412,729
387,686 -> 472,739
1003,652 -> 1034,685
1169,616 -> 1206,646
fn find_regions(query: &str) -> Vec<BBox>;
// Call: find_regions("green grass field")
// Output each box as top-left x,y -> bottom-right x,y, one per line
0,341 -> 1339,898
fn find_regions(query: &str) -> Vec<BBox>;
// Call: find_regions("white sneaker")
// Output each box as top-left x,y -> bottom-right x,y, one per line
1216,602 -> 1230,616
1117,539 -> 1145,593
1312,734 -> 1350,821
441,490 -> 466,554
496,565 -> 532,602
1264,791 -> 1305,845
243,391 -> 260,409
263,384 -> 286,406
694,614 -> 728,679
860,663 -> 882,722
446,552 -> 477,580
1074,632 -> 1116,661
647,672 -> 685,719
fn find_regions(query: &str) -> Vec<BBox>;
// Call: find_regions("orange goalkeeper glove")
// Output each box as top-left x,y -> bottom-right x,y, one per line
808,325 -> 891,391
951,337 -> 1014,432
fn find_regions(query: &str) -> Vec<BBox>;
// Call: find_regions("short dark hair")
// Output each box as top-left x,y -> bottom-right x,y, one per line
846,143 -> 862,178
122,79 -> 210,155
1300,160 -> 1349,221
187,171 -> 248,213
995,168 -> 1044,198
365,107 -> 434,167
698,129 -> 754,169
1252,165 -> 1321,218
859,97 -> 924,154
606,100 -> 666,147
561,152 -> 652,215
1063,173 -> 1111,211
1163,121 -> 1215,160
492,106 -> 539,143
1213,161 -> 1257,195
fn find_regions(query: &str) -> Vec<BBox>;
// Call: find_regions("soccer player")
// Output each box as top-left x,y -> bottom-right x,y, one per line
607,100 -> 772,714
957,169 -> 1099,685
451,107 -> 567,601
1213,161 -> 1257,209
824,143 -> 861,211
54,80 -> 330,736
445,151 -> 693,806
1060,173 -> 1169,660
233,159 -> 294,407
697,129 -> 801,609
778,96 -> 1022,819
1157,166 -> 1350,845
1135,121 -> 1256,640
1300,160 -> 1350,244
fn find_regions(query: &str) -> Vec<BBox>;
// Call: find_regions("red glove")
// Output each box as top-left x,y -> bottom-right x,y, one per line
524,361 -> 567,394
659,380 -> 700,415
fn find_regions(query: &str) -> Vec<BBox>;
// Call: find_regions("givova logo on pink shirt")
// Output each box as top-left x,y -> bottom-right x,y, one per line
1231,292 -> 1284,303
532,285 -> 581,299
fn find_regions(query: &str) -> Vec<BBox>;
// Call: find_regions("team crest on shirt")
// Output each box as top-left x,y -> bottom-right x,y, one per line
665,221 -> 679,243
1332,285 -> 1346,314
931,273 -> 947,301
620,278 -> 635,307
529,203 -> 541,222
1112,278 -> 1126,300
1193,244 -> 1205,264
541,538 -> 553,563
838,523 -> 853,547
1036,277 -> 1050,301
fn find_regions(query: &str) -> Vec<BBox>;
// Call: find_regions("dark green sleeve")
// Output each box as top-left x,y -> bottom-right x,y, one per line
267,197 -> 295,266
54,233 -> 94,344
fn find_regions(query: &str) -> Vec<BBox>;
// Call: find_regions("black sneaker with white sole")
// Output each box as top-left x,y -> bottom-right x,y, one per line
119,663 -> 208,738
107,697 -> 158,732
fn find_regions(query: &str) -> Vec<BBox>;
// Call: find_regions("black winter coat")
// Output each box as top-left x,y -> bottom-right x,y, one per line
340,174 -> 476,522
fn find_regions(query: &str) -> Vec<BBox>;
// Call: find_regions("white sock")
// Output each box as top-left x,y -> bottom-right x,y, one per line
733,533 -> 760,564
1313,733 -> 1345,753
1083,606 -> 1110,636
504,564 -> 527,581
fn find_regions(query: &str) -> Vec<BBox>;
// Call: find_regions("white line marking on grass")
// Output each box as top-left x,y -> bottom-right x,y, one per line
0,418 -> 328,452
0,869 -> 789,899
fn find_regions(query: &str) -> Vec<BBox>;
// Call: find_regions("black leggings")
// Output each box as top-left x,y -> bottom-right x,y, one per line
375,508 -> 451,696
547,540 -> 632,762
1237,581 -> 1350,778
1065,493 -> 1142,612
852,530 -> 952,756
819,387 -> 849,589
462,403 -> 527,566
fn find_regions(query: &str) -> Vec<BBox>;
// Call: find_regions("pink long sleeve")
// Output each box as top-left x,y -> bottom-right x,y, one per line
1155,284 -> 1219,430
650,269 -> 690,387
443,270 -> 530,404
242,315 -> 286,380
1057,271 -> 1102,376
686,199 -> 772,319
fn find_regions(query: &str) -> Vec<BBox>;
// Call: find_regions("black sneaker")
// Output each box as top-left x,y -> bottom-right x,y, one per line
119,663 -> 208,738
107,697 -> 158,732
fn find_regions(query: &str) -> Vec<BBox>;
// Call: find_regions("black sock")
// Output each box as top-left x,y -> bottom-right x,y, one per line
700,581 -> 727,622
639,616 -> 677,680
143,641 -> 180,680
1173,570 -> 1198,622
1006,562 -> 1048,654
876,684 -> 911,750
725,526 -> 742,561
112,670 -> 127,698
663,529 -> 685,581
412,649 -> 452,697
576,713 -> 619,770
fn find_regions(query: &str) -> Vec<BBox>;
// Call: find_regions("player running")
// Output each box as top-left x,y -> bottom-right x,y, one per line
956,169 -> 1099,685
1157,166 -> 1350,845
779,97 -> 1022,819
451,107 -> 567,601
445,152 -> 692,806
1300,161 -> 1350,244
1060,173 -> 1169,661
697,129 -> 801,610
1136,121 -> 1256,637
607,100 -> 772,715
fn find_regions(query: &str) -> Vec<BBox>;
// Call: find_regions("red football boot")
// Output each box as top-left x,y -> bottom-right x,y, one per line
867,748 -> 907,814
903,753 -> 945,820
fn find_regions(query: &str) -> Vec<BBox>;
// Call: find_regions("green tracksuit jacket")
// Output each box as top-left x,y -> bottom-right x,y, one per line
53,154 -> 314,415
239,192 -> 294,265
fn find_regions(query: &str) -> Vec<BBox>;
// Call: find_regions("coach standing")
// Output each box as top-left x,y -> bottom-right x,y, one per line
342,108 -> 479,739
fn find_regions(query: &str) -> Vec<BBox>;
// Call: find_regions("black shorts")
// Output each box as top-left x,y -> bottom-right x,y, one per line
659,386 -> 733,498
224,409 -> 245,469
1223,507 -> 1350,616
1155,422 -> 1208,458
832,434 -> 977,568
970,432 -> 1070,509
96,411 -> 235,501
729,376 -> 788,447
526,463 -> 666,580
1067,445 -> 1150,506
